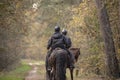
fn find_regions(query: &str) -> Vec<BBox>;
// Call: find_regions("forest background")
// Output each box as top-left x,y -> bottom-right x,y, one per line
0,0 -> 120,79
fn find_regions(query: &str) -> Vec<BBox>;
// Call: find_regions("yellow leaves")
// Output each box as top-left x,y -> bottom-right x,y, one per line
25,11 -> 30,16
66,0 -> 97,48
16,1 -> 21,8
69,1 -> 91,28
118,49 -> 120,54
69,0 -> 96,28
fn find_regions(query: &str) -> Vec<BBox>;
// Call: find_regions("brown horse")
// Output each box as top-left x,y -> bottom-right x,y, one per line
48,48 -> 68,80
69,48 -> 80,62
68,48 -> 80,80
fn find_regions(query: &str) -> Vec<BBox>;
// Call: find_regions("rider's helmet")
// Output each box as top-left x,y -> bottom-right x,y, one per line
62,29 -> 67,35
55,26 -> 60,32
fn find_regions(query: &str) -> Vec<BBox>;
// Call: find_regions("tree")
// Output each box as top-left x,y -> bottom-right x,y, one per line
95,0 -> 120,78
0,0 -> 28,71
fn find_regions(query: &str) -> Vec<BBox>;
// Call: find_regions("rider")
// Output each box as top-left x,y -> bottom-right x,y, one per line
46,26 -> 74,70
47,26 -> 67,51
46,26 -> 69,70
62,29 -> 75,69
62,29 -> 71,48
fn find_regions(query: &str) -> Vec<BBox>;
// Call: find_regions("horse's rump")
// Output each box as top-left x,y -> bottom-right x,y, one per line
48,48 -> 68,80
49,48 -> 67,66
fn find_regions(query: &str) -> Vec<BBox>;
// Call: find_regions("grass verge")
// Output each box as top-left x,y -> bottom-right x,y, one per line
0,63 -> 31,80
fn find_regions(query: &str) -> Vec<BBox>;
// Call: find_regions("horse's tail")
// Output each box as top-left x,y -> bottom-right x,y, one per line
55,49 -> 68,80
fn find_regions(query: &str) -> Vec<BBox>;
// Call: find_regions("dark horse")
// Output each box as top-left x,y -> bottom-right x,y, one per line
46,48 -> 68,80
68,48 -> 80,80
45,48 -> 80,80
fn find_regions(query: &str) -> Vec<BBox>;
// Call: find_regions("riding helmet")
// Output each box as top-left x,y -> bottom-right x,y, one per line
55,26 -> 60,32
62,29 -> 67,35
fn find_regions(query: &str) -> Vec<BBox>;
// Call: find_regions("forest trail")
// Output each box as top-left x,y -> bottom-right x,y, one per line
25,62 -> 45,80
24,62 -> 104,80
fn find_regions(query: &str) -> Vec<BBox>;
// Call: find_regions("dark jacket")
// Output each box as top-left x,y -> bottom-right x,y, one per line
47,32 -> 68,50
64,36 -> 72,49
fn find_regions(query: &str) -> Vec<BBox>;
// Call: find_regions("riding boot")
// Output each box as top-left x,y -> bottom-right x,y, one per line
66,50 -> 75,69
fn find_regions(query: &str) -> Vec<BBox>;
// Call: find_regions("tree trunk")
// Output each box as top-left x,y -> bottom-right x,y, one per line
119,0 -> 120,49
119,0 -> 120,24
95,0 -> 120,78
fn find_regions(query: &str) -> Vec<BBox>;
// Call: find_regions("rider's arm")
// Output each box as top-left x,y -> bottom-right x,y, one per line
47,37 -> 52,50
63,36 -> 68,48
66,37 -> 72,49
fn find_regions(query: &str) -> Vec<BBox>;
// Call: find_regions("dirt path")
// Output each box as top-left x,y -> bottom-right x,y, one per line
24,62 -> 104,80
25,63 -> 45,80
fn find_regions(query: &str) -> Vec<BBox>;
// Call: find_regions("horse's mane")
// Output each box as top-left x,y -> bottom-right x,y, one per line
69,48 -> 80,51
69,48 -> 80,55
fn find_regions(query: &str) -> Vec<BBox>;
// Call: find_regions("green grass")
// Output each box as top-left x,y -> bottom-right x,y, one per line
0,63 -> 32,80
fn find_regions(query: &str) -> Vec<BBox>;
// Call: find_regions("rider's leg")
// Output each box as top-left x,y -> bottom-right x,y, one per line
47,50 -> 52,71
45,53 -> 51,78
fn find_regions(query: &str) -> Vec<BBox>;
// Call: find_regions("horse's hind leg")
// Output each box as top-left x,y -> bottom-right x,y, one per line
46,71 -> 50,80
50,68 -> 56,80
70,68 -> 74,80
50,70 -> 53,80
53,69 -> 56,80
45,54 -> 51,80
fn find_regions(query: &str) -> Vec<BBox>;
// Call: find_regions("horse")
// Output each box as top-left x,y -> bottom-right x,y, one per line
47,48 -> 68,80
45,48 -> 80,80
68,48 -> 80,80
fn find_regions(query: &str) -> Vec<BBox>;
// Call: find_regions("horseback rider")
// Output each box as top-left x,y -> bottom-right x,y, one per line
47,26 -> 67,51
62,29 -> 71,48
62,29 -> 75,68
46,26 -> 74,70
